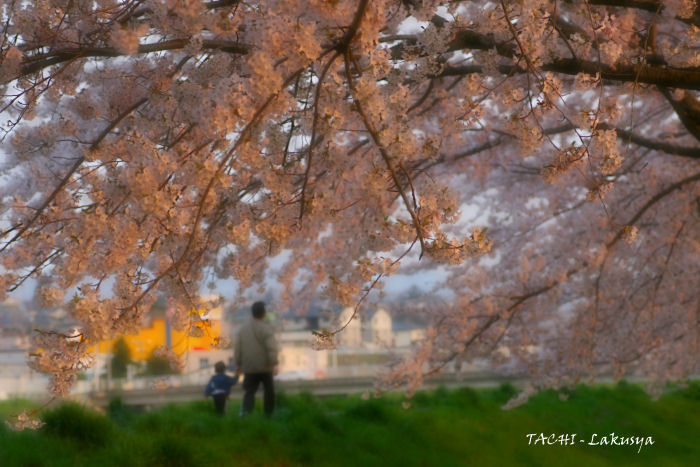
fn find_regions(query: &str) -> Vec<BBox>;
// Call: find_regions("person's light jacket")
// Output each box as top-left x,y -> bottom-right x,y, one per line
234,318 -> 279,373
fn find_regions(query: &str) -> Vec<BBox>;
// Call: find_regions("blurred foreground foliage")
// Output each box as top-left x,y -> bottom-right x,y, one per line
0,381 -> 698,466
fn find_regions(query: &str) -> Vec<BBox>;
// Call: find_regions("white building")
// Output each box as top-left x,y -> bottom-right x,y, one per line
362,308 -> 393,348
393,322 -> 426,348
336,306 -> 362,348
277,328 -> 330,379
0,335 -> 49,399
230,305 -> 428,380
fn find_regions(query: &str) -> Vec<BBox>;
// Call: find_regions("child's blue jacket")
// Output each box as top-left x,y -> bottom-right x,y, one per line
204,373 -> 238,396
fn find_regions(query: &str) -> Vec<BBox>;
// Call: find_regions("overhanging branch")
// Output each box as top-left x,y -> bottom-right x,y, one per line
15,39 -> 249,81
441,61 -> 700,91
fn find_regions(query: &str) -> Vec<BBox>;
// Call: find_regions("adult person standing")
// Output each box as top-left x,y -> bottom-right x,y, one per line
235,301 -> 279,416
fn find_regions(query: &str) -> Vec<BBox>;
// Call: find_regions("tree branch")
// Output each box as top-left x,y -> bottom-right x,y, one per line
441,60 -> 700,91
609,171 -> 700,246
0,96 -> 149,253
344,50 -> 428,258
14,39 -> 248,82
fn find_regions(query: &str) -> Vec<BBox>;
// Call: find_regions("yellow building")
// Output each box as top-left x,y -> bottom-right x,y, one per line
95,299 -> 225,364
96,318 -> 222,360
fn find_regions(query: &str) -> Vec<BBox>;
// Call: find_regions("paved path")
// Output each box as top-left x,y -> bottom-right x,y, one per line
87,371 -> 516,409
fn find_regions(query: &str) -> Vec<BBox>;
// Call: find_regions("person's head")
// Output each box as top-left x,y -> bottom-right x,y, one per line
214,361 -> 226,374
252,301 -> 266,320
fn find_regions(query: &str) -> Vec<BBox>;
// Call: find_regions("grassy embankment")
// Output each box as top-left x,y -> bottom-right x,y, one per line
0,381 -> 698,466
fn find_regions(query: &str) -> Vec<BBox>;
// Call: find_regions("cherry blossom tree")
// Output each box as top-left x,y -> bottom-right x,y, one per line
0,0 -> 698,400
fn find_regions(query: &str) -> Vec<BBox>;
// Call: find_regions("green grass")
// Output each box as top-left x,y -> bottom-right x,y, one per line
0,381 -> 698,466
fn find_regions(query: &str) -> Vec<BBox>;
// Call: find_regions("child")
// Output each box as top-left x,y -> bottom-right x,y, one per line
204,361 -> 238,415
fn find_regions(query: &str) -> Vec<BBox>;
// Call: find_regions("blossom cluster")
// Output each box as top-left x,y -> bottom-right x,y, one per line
5,411 -> 45,431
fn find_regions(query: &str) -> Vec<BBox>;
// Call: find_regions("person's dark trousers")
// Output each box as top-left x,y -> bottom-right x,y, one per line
212,394 -> 227,415
241,372 -> 275,416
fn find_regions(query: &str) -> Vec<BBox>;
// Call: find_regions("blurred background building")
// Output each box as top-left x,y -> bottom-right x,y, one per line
0,295 -> 428,399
